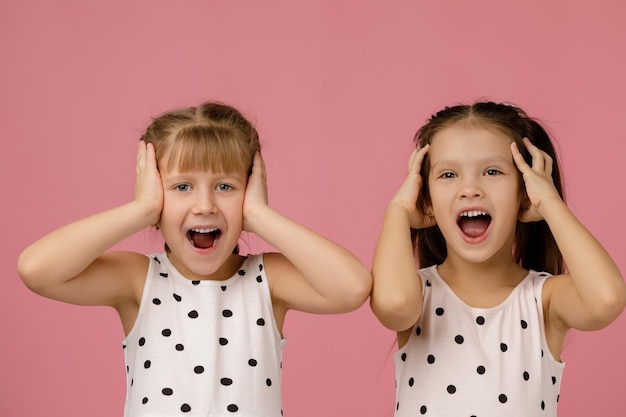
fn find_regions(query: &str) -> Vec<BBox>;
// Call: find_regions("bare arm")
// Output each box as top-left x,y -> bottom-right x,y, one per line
17,141 -> 163,308
370,146 -> 436,331
512,139 -> 626,332
243,153 -> 371,315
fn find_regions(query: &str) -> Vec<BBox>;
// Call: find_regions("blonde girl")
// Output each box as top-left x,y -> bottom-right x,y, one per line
18,102 -> 371,416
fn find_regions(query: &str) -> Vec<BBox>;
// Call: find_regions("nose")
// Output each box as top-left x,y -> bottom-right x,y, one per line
192,190 -> 218,215
458,176 -> 483,199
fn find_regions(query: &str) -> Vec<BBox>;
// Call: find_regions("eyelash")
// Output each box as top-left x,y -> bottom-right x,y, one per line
485,169 -> 502,176
217,184 -> 233,191
438,169 -> 502,179
173,183 -> 236,192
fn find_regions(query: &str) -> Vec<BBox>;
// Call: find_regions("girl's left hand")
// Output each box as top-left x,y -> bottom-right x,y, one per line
243,152 -> 269,232
511,137 -> 562,223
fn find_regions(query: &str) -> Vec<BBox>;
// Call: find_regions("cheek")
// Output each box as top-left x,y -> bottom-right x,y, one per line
224,197 -> 245,221
160,194 -> 189,223
426,183 -> 448,210
161,195 -> 181,215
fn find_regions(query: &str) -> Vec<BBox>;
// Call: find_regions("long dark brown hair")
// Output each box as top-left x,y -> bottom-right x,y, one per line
412,101 -> 565,274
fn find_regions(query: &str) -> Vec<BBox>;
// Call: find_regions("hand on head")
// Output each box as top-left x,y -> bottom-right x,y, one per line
390,145 -> 437,229
135,141 -> 164,227
511,137 -> 562,223
243,152 -> 270,233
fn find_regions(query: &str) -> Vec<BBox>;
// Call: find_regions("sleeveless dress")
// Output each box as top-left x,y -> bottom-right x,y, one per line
123,253 -> 286,417
394,265 -> 564,417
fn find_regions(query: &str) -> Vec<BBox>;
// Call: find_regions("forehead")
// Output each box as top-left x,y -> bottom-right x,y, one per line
156,140 -> 251,178
159,165 -> 249,186
159,157 -> 247,176
429,125 -> 514,163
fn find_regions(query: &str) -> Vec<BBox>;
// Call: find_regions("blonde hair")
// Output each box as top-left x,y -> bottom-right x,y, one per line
140,102 -> 261,175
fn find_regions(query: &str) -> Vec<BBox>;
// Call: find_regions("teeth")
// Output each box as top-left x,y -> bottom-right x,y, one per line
190,228 -> 218,233
460,210 -> 488,218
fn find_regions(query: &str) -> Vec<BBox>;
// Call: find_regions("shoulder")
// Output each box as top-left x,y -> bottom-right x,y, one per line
538,271 -> 564,300
417,265 -> 439,290
101,251 -> 151,302
102,251 -> 150,276
258,252 -> 290,278
417,265 -> 437,280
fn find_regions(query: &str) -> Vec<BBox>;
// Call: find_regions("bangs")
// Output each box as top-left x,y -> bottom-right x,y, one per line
163,124 -> 253,174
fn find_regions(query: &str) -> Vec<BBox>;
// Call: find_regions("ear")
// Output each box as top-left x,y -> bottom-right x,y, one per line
422,200 -> 433,217
518,192 -> 531,220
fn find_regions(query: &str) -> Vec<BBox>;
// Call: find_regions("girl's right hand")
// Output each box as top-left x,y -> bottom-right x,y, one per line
388,145 -> 436,229
135,141 -> 163,226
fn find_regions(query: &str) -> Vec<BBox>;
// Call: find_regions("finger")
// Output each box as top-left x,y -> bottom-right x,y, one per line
543,152 -> 554,177
523,137 -> 545,172
251,152 -> 266,180
145,142 -> 158,171
407,147 -> 419,172
137,141 -> 147,173
409,144 -> 430,174
510,142 -> 531,173
524,137 -> 555,177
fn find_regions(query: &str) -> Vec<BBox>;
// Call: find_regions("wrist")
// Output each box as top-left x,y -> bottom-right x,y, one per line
130,199 -> 162,227
536,196 -> 568,221
244,204 -> 273,233
386,201 -> 412,218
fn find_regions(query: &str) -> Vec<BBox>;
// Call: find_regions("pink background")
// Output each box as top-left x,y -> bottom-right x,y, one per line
2,1 -> 626,416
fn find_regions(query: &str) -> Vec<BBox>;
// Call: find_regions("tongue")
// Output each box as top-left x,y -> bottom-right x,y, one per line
189,231 -> 216,249
460,217 -> 490,238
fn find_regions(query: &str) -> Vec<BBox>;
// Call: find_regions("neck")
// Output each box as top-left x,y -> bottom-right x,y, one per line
438,252 -> 527,289
436,254 -> 528,309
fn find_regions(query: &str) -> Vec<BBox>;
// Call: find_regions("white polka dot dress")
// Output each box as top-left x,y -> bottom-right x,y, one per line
394,266 -> 564,417
122,253 -> 285,416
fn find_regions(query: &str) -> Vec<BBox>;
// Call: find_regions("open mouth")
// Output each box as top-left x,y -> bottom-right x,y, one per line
457,210 -> 491,238
187,228 -> 221,249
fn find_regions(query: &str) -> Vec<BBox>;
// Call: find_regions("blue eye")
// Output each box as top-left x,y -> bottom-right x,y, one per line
175,184 -> 191,192
217,184 -> 233,191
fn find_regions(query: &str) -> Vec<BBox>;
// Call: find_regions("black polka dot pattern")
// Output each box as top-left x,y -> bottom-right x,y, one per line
122,253 -> 284,416
393,266 -> 563,416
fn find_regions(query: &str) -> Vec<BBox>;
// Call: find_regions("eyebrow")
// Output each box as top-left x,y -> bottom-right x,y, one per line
430,155 -> 514,170
162,172 -> 247,184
